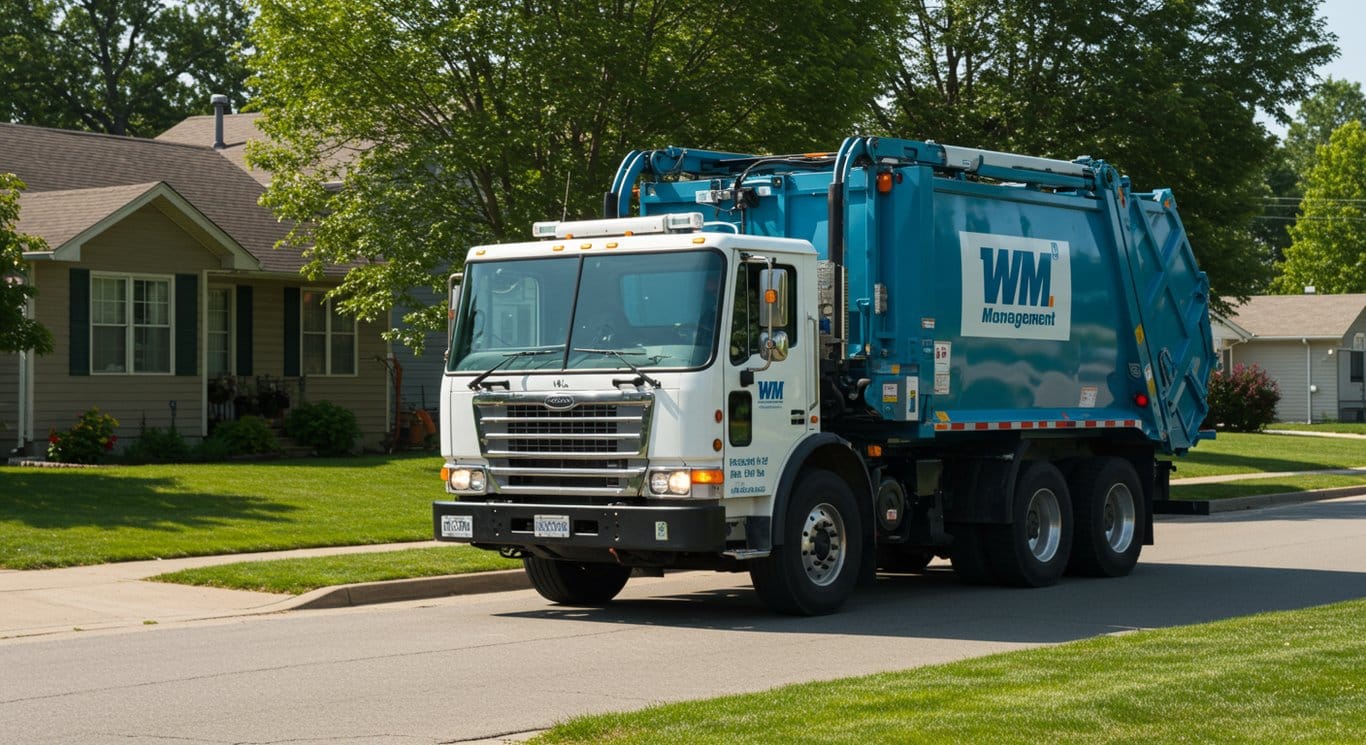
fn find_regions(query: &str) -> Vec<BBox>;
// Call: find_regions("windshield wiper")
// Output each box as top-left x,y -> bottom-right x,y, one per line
573,347 -> 662,389
467,347 -> 564,391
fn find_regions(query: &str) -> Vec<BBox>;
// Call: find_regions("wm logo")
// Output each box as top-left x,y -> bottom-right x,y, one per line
980,246 -> 1054,308
757,381 -> 785,401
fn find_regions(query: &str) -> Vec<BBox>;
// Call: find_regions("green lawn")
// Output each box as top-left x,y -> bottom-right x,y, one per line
150,545 -> 519,594
534,598 -> 1366,744
1171,473 -> 1366,501
1270,421 -> 1366,435
1168,432 -> 1366,479
0,454 -> 443,569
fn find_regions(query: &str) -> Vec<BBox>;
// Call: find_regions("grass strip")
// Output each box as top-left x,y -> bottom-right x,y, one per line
1171,473 -> 1366,500
1270,422 -> 1366,435
150,545 -> 520,595
0,454 -> 443,569
1166,432 -> 1366,479
535,598 -> 1366,745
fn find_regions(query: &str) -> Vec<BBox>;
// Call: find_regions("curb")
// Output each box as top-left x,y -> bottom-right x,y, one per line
1156,484 -> 1366,516
287,569 -> 531,610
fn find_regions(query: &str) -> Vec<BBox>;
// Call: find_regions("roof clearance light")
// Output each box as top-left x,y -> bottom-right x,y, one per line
531,213 -> 704,240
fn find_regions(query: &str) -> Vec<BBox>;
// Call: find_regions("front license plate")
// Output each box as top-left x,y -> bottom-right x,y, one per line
440,514 -> 473,539
533,514 -> 571,538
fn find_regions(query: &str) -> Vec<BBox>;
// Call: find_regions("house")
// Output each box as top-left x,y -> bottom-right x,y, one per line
1214,294 -> 1366,423
0,120 -> 392,454
158,109 -> 449,419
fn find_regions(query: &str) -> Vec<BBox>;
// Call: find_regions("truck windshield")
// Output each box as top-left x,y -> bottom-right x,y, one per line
448,250 -> 725,374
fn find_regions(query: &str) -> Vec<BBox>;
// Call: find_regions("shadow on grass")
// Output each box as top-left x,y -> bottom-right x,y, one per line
0,469 -> 297,531
1174,449 -> 1355,475
231,452 -> 442,469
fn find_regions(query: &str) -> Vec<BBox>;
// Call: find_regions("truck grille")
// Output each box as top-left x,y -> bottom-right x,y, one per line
473,392 -> 653,498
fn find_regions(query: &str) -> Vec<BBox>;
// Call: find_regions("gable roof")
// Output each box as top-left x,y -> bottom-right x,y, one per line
18,182 -> 259,270
156,112 -> 269,186
0,122 -> 309,275
1223,294 -> 1366,339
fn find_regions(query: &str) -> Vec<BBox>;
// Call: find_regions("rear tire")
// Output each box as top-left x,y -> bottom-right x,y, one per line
1067,457 -> 1144,577
986,461 -> 1073,587
750,469 -> 862,615
523,556 -> 631,605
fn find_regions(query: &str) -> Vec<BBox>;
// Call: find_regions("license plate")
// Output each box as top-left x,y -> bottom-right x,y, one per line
440,514 -> 473,539
533,514 -> 571,538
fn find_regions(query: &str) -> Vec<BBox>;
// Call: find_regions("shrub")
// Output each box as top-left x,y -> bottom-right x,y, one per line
285,400 -> 360,456
205,416 -> 280,456
47,408 -> 119,464
123,426 -> 190,464
1205,363 -> 1281,432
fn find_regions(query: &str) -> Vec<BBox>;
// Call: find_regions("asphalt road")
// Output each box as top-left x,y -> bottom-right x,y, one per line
3,496 -> 1366,745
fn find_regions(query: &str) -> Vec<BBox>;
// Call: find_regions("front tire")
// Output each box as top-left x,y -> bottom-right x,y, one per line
750,469 -> 863,615
986,461 -> 1073,587
1067,457 -> 1144,577
523,556 -> 631,605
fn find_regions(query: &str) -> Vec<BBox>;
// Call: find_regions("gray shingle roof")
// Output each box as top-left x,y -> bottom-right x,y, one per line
1223,294 -> 1366,339
1,122 -> 307,275
16,183 -> 161,249
156,112 -> 270,186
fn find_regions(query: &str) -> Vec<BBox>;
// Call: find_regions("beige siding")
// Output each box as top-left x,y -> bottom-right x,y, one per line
30,207 -> 219,445
1,353 -> 18,449
1231,340 -> 1338,423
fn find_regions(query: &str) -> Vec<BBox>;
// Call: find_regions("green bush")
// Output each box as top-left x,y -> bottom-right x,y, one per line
206,416 -> 280,456
285,400 -> 359,456
1205,363 -> 1281,432
47,408 -> 119,464
123,426 -> 191,464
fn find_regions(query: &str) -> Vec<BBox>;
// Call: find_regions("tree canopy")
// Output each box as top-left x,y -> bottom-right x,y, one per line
0,173 -> 53,355
0,0 -> 251,136
249,0 -> 901,350
1273,120 -> 1366,294
873,0 -> 1334,307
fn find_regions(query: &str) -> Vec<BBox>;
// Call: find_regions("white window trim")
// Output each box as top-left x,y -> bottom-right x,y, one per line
300,287 -> 358,377
206,285 -> 236,378
90,271 -> 176,376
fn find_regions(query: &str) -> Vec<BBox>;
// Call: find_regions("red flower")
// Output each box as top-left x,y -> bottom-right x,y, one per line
48,433 -> 59,445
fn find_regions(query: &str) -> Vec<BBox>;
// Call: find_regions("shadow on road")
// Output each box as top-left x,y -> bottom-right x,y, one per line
496,562 -> 1366,645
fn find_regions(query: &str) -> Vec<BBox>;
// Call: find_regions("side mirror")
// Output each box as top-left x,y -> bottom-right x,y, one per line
760,330 -> 789,362
758,268 -> 788,328
446,271 -> 464,349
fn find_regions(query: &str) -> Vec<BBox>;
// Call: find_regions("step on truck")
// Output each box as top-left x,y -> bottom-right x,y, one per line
433,136 -> 1216,615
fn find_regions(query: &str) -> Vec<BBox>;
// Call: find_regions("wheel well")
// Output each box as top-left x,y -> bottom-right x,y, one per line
773,439 -> 873,548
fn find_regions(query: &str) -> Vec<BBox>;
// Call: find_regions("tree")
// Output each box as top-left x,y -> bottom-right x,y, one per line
872,0 -> 1335,307
249,0 -> 901,351
1,173 -> 54,355
1272,120 -> 1366,294
0,0 -> 252,136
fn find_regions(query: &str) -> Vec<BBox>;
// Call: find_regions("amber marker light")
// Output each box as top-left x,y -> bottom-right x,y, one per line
691,469 -> 724,485
712,439 -> 723,451
440,466 -> 450,482
764,288 -> 778,304
876,171 -> 894,193
693,236 -> 706,244
714,409 -> 724,423
866,444 -> 883,457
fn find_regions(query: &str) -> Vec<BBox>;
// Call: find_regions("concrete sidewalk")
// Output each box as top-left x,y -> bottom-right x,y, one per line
4,466 -> 1365,642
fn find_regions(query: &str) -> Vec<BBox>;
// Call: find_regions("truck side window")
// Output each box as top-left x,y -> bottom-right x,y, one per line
728,391 -> 752,446
729,263 -> 797,364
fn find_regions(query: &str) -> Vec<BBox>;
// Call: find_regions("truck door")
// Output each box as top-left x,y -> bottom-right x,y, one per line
723,257 -> 812,498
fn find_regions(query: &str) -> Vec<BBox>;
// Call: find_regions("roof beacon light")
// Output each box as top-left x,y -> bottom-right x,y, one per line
532,212 -> 704,240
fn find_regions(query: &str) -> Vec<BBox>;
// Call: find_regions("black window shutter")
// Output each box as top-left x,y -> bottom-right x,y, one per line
235,285 -> 253,376
283,287 -> 300,376
175,274 -> 198,376
68,268 -> 90,376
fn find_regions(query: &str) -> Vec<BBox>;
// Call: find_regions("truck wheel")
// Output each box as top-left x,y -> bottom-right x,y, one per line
948,523 -> 996,585
750,469 -> 862,615
523,557 -> 631,605
986,461 -> 1073,587
1067,457 -> 1143,577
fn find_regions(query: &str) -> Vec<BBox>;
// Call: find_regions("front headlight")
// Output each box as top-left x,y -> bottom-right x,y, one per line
445,466 -> 487,495
647,468 -> 724,497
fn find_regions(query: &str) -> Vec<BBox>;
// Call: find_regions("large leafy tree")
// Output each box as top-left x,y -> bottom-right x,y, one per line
1,174 -> 53,355
249,0 -> 900,350
0,0 -> 251,136
1272,120 -> 1366,294
873,0 -> 1335,307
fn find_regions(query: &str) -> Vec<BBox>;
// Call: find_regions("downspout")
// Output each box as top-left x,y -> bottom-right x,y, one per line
1303,338 -> 1312,424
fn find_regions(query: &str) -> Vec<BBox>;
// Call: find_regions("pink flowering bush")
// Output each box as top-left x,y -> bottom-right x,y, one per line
47,407 -> 119,464
1204,364 -> 1280,432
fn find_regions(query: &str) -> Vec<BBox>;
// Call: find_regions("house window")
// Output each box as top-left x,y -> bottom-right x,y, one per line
91,274 -> 172,374
207,287 -> 233,376
301,289 -> 356,375
1352,350 -> 1364,384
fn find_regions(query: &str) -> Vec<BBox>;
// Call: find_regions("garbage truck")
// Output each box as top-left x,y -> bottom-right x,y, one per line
433,135 -> 1216,615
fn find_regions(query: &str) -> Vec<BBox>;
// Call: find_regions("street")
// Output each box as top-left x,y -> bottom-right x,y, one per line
3,496 -> 1366,745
